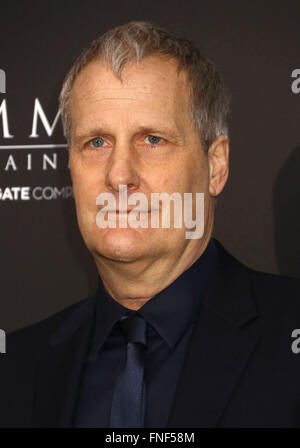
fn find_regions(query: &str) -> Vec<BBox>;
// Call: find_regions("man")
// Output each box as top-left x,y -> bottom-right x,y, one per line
1,21 -> 300,428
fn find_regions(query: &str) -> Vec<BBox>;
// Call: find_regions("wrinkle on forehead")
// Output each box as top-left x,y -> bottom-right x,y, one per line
73,82 -> 183,103
72,55 -> 188,100
70,56 -> 192,137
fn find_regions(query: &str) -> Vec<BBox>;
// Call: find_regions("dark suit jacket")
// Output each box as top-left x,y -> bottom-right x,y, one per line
1,240 -> 300,427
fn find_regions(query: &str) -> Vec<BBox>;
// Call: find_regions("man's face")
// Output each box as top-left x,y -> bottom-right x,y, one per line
69,55 -> 214,265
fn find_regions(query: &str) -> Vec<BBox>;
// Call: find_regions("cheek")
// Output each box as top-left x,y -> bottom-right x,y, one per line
158,157 -> 208,194
71,166 -> 99,212
149,159 -> 186,192
187,156 -> 209,192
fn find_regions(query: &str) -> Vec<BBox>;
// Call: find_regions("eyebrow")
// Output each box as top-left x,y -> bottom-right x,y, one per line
73,125 -> 185,144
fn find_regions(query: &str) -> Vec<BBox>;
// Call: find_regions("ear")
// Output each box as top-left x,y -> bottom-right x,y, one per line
208,135 -> 229,197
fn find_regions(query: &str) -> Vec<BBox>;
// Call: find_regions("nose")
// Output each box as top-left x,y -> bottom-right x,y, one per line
105,142 -> 140,194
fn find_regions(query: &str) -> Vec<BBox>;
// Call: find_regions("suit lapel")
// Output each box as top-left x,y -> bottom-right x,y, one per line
34,296 -> 96,427
167,241 -> 261,427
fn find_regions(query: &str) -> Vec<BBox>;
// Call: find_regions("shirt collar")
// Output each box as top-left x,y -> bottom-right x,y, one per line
88,238 -> 217,360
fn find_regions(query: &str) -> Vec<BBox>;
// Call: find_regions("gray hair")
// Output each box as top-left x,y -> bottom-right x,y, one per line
59,21 -> 230,151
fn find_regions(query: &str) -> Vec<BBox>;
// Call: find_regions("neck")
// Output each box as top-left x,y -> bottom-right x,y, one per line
94,227 -> 213,311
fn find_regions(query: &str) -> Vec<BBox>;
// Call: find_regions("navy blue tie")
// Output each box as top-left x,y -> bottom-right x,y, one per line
110,313 -> 147,428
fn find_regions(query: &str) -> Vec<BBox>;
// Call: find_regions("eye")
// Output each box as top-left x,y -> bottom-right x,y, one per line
90,137 -> 105,148
145,135 -> 163,145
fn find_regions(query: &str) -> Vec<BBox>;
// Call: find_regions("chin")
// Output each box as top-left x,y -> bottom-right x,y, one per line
93,227 -> 150,262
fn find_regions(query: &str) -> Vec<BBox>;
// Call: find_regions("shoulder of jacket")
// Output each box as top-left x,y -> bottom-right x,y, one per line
5,297 -> 88,351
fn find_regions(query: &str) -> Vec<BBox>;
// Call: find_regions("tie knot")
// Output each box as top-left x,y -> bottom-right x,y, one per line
119,313 -> 147,346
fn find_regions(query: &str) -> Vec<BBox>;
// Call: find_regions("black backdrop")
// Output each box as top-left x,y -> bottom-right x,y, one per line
0,0 -> 299,332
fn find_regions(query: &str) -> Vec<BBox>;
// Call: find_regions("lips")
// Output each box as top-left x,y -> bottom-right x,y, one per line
108,209 -> 149,213
99,208 -> 159,214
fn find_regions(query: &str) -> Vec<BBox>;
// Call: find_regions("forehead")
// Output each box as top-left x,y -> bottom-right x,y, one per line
70,55 -> 191,132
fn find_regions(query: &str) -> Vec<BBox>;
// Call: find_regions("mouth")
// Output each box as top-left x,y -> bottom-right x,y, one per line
97,208 -> 160,216
104,209 -> 156,214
